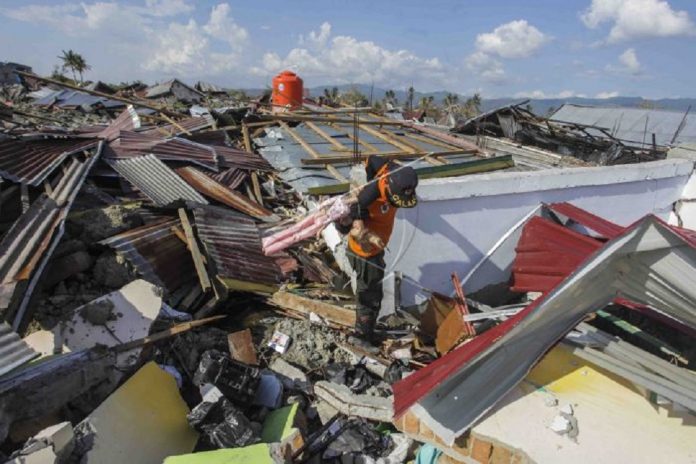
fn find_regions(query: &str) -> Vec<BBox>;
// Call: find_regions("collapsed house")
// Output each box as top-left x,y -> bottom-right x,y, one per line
454,102 -> 695,166
0,69 -> 695,464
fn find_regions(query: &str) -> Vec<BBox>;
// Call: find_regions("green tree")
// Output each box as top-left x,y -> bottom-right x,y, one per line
443,93 -> 460,110
384,89 -> 398,107
419,95 -> 434,112
407,86 -> 415,111
323,87 -> 340,105
58,50 -> 90,83
341,87 -> 368,107
462,93 -> 482,118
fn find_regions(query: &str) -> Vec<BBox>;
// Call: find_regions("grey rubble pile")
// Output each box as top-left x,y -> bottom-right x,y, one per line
0,71 -> 695,464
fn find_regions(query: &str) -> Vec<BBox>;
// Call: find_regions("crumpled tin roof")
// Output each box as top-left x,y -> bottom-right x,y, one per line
108,154 -> 208,206
0,137 -> 99,186
550,104 -> 696,147
0,321 -> 38,376
106,130 -> 219,171
99,218 -> 196,293
192,205 -> 282,288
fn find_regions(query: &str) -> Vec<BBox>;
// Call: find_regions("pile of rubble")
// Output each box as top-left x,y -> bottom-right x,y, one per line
1,71 -> 695,464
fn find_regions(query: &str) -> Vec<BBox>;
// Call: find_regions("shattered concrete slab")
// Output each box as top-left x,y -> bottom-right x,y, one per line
7,421 -> 74,464
314,381 -> 393,423
24,279 -> 162,369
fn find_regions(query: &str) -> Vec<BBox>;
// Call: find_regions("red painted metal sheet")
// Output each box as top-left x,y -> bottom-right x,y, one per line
393,298 -> 539,418
511,216 -> 603,293
548,202 -> 624,239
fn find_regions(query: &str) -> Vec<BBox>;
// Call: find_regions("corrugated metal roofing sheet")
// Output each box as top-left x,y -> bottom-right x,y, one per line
0,143 -> 102,329
176,166 -> 276,221
215,145 -> 274,172
0,137 -> 99,186
99,219 -> 196,293
256,122 -> 477,192
97,106 -> 141,142
550,104 -> 696,147
511,216 -> 603,292
108,154 -> 208,206
32,89 -> 123,109
140,114 -> 215,137
0,321 -> 38,376
192,205 -> 282,287
394,215 -> 696,444
106,130 -> 219,171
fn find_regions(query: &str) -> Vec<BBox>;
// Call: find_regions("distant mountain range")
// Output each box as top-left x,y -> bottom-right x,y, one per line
241,83 -> 695,116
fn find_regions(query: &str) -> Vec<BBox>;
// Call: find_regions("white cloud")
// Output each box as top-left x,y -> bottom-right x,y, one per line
2,2 -> 248,78
299,22 -> 332,49
465,51 -> 506,84
144,0 -> 193,16
514,90 -> 587,99
203,3 -> 248,50
605,47 -> 642,75
475,20 -> 549,59
253,22 -> 446,88
466,20 -> 548,84
595,91 -> 620,98
144,19 -> 208,73
581,0 -> 695,43
618,48 -> 641,73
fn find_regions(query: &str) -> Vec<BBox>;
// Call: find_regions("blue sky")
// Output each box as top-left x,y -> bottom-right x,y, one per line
0,0 -> 694,98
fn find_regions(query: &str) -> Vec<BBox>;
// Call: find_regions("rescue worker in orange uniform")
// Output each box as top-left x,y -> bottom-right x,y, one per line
338,155 -> 418,346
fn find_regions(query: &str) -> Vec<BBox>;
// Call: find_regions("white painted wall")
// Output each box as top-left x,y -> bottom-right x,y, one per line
384,159 -> 695,306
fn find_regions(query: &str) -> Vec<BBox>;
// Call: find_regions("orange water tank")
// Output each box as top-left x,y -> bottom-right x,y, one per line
272,70 -> 303,111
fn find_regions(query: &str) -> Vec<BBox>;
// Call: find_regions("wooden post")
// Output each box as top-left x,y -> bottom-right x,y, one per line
177,208 -> 211,292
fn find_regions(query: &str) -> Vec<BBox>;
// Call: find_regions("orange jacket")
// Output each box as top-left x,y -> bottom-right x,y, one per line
348,163 -> 397,258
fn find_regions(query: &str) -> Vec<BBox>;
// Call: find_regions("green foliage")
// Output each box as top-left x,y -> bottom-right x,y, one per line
340,87 -> 368,107
58,50 -> 90,83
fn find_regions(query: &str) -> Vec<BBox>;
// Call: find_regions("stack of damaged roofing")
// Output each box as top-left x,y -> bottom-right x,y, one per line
453,102 -> 687,165
393,202 -> 696,452
0,133 -> 102,330
1,101 -> 283,333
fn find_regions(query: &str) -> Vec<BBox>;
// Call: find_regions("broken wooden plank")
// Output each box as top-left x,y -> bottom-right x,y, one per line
177,208 -> 212,292
300,149 -> 478,165
270,291 -> 356,328
228,329 -> 258,365
306,156 -> 514,195
114,315 -> 225,352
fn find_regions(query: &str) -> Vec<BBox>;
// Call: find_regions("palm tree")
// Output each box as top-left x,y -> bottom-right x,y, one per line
463,93 -> 482,118
419,95 -> 434,112
407,86 -> 415,111
443,93 -> 460,111
323,87 -> 339,105
384,89 -> 397,107
58,50 -> 90,83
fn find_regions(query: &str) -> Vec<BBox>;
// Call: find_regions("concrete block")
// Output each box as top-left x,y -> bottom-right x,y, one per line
313,381 -> 392,422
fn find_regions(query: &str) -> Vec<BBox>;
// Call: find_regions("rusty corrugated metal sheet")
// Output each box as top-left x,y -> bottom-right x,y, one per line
108,154 -> 208,206
107,130 -> 219,171
176,166 -> 276,221
0,137 -> 99,186
1,143 -> 103,329
192,205 -> 281,288
97,105 -> 141,142
99,219 -> 196,293
0,321 -> 38,376
215,145 -> 273,172
140,114 -> 214,137
209,167 -> 247,190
